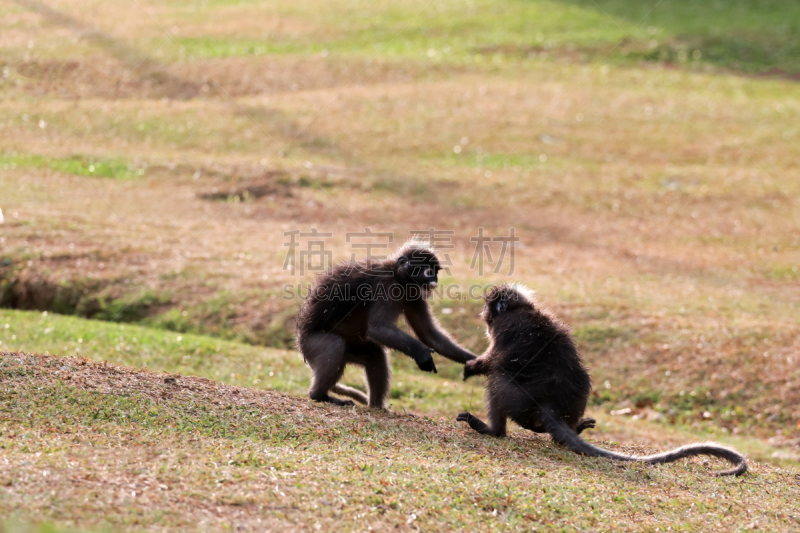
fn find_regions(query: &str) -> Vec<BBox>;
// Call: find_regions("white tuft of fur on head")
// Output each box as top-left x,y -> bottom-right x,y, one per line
508,282 -> 536,304
393,237 -> 437,258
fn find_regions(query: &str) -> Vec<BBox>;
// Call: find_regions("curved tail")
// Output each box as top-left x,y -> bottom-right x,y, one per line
541,406 -> 747,476
332,384 -> 368,405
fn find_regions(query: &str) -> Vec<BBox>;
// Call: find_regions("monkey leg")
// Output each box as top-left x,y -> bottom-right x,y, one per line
457,391 -> 508,437
364,350 -> 391,409
456,413 -> 491,434
331,384 -> 369,405
300,332 -> 355,407
346,343 -> 391,409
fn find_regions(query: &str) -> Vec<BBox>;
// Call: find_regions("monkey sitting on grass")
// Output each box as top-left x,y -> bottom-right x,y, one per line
296,242 -> 476,409
457,284 -> 747,476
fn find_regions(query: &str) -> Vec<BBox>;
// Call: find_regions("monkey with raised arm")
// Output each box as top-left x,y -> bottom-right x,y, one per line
296,242 -> 476,408
457,284 -> 747,476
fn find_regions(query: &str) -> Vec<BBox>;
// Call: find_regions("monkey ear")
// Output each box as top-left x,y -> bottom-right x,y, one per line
495,299 -> 508,314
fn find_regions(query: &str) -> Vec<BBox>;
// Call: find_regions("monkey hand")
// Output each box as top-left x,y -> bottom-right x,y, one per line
463,360 -> 477,381
413,347 -> 437,373
456,412 -> 471,423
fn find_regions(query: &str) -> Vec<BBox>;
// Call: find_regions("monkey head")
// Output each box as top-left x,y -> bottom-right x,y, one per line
394,243 -> 441,294
481,283 -> 535,327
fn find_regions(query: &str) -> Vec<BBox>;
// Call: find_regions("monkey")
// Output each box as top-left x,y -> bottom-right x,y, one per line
296,241 -> 477,409
456,284 -> 747,476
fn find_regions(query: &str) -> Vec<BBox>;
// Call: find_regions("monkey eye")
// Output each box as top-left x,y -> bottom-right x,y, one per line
423,268 -> 435,278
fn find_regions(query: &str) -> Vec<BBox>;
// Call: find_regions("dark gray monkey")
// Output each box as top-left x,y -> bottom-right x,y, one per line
296,242 -> 476,408
458,284 -> 747,476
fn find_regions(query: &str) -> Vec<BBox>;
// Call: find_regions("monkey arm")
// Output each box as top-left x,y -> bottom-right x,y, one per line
463,354 -> 492,380
404,301 -> 476,364
365,306 -> 437,372
366,322 -> 430,357
367,323 -> 437,373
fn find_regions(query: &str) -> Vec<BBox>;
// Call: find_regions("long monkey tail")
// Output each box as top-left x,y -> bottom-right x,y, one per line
331,384 -> 369,405
541,405 -> 747,476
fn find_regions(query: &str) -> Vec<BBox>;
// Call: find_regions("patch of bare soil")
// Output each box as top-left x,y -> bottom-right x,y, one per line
198,170 -> 292,202
2,52 -> 471,100
1,351 -> 313,414
4,56 -> 202,99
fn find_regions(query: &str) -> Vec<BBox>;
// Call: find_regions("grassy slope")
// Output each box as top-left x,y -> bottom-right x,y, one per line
0,309 -> 473,415
2,349 -> 800,533
2,310 -> 800,531
2,308 -> 797,463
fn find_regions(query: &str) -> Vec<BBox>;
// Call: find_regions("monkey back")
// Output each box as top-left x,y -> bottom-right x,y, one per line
491,307 -> 592,425
296,259 -> 396,340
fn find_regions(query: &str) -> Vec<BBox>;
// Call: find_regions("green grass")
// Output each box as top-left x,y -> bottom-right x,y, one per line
435,152 -> 552,170
1,523 -> 108,533
175,37 -> 324,58
0,153 -> 141,179
168,0 -> 800,73
0,308 -> 306,394
143,289 -> 297,348
0,309 -> 480,416
765,264 -> 800,281
564,0 -> 800,72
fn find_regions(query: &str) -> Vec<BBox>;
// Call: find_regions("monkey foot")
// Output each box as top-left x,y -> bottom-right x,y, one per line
576,417 -> 596,434
311,395 -> 355,407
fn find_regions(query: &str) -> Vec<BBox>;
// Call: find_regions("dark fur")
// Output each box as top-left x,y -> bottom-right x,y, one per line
296,242 -> 476,408
457,284 -> 747,477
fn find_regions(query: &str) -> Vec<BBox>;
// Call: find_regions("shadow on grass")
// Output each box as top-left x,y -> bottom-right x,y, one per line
11,0 -> 201,98
552,0 -> 800,75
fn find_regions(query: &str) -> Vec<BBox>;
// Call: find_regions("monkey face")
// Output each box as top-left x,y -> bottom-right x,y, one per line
397,247 -> 441,292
